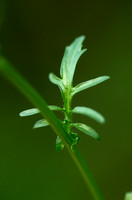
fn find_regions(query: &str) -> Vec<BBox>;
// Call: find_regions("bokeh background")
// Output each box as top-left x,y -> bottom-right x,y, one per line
0,0 -> 131,199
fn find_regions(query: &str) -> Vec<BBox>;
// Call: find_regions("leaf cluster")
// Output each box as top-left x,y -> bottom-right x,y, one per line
20,36 -> 110,151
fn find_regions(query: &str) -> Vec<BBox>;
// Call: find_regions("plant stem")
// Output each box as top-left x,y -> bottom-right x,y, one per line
70,147 -> 103,200
0,57 -> 104,200
63,86 -> 103,200
64,87 -> 72,134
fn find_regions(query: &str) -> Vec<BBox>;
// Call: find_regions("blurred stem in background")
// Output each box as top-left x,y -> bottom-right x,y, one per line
0,57 -> 103,200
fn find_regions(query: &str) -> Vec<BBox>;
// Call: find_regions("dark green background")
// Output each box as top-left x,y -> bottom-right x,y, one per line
0,0 -> 132,199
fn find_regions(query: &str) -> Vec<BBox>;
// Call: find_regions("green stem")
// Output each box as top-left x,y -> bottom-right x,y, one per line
0,57 -> 104,200
64,87 -> 72,134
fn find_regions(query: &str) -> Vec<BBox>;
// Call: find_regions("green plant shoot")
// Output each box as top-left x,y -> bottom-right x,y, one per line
19,36 -> 110,151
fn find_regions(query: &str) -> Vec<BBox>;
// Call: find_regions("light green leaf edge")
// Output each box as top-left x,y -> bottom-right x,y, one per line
33,119 -> 64,129
49,73 -> 63,88
72,123 -> 100,141
33,119 -> 49,129
72,106 -> 105,124
19,105 -> 63,117
60,36 -> 87,86
20,108 -> 40,116
49,73 -> 65,101
72,76 -> 110,96
124,192 -> 132,200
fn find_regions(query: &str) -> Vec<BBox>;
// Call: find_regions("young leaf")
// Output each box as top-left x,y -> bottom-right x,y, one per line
19,105 -> 63,117
124,192 -> 132,200
72,123 -> 100,141
48,105 -> 63,111
20,108 -> 40,117
60,36 -> 87,86
49,73 -> 63,88
72,106 -> 105,124
33,119 -> 49,129
49,73 -> 65,101
72,76 -> 110,96
56,136 -> 64,151
33,118 -> 64,129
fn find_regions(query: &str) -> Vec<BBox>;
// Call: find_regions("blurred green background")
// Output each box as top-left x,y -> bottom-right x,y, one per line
0,0 -> 131,199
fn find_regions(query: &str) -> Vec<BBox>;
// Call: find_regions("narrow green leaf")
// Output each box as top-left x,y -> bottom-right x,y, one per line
72,123 -> 100,141
49,73 -> 63,87
56,136 -> 64,151
33,119 -> 49,129
20,108 -> 40,117
60,36 -> 86,86
49,73 -> 65,101
33,118 -> 64,129
125,192 -> 132,200
72,106 -> 105,124
48,105 -> 63,111
19,105 -> 63,117
72,76 -> 110,96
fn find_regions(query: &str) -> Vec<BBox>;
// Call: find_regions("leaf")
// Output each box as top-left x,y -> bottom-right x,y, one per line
48,105 -> 63,111
33,118 -> 63,129
72,123 -> 100,141
49,73 -> 65,100
72,106 -> 105,124
49,73 -> 63,88
19,105 -> 63,117
124,192 -> 132,200
20,108 -> 39,117
72,76 -> 110,96
33,119 -> 49,129
60,36 -> 86,86
56,136 -> 64,151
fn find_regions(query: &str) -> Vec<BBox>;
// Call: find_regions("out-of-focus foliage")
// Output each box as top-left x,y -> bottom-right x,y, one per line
125,192 -> 132,200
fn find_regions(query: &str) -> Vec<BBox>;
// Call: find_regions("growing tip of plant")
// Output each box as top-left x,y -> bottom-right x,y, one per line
18,35 -> 110,151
